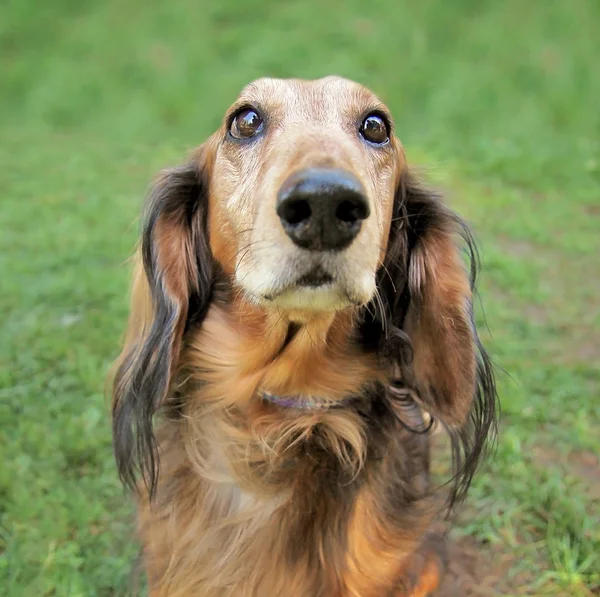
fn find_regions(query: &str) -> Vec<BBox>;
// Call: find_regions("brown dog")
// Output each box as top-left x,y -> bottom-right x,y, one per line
111,76 -> 497,597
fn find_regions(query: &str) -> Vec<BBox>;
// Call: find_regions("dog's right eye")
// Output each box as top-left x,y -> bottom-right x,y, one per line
230,108 -> 264,139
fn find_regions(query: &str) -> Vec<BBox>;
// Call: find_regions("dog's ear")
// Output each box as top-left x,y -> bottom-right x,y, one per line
375,168 -> 497,504
111,144 -> 215,494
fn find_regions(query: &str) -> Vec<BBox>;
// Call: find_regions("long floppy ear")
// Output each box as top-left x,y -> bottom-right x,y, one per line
111,145 -> 214,494
373,167 -> 497,505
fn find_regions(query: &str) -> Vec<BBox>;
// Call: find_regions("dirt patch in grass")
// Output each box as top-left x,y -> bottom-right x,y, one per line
532,444 -> 600,502
434,535 -> 532,596
553,335 -> 600,367
567,450 -> 600,501
583,204 -> 600,217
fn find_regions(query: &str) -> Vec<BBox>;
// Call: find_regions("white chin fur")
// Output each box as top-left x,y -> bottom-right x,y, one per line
238,262 -> 377,313
269,284 -> 351,312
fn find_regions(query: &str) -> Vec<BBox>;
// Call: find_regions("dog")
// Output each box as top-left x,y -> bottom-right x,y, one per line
110,76 -> 497,597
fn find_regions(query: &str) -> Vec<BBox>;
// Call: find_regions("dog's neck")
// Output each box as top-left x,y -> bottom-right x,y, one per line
185,296 -> 385,409
177,296 -> 387,491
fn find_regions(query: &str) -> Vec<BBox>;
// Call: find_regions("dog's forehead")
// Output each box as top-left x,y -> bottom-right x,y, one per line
235,76 -> 385,119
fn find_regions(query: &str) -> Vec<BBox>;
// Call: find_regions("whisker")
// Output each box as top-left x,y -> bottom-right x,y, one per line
379,262 -> 397,293
374,288 -> 388,338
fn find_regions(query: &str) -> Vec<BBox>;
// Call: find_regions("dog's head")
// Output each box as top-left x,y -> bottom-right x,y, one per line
208,76 -> 399,314
112,76 -> 496,499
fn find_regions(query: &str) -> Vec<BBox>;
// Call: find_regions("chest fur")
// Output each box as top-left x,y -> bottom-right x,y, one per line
138,399 -> 431,597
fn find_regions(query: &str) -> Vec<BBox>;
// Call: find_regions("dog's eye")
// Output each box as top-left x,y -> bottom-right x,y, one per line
230,108 -> 264,139
360,114 -> 389,145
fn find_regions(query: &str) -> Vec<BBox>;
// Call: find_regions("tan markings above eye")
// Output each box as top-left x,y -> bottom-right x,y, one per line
230,108 -> 264,139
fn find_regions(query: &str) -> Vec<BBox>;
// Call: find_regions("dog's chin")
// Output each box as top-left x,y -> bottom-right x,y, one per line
247,274 -> 376,318
268,283 -> 354,313
236,261 -> 377,316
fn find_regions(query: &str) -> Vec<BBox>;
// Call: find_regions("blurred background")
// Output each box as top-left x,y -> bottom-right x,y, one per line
1,0 -> 598,595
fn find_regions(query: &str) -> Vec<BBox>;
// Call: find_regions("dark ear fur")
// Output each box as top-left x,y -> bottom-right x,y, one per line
111,148 -> 214,494
365,167 -> 498,505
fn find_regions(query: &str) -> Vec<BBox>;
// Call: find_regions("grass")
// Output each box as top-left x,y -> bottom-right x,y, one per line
1,0 -> 598,595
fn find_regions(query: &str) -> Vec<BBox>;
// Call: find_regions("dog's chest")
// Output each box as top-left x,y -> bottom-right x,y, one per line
142,399 -> 431,596
206,468 -> 360,596
143,436 -> 366,596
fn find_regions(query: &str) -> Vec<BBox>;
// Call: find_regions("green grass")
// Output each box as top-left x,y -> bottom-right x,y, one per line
1,0 -> 599,595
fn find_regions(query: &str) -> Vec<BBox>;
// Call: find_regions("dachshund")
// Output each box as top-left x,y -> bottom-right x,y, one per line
110,76 -> 497,597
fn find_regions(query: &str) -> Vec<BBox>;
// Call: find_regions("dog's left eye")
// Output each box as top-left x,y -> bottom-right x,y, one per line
230,108 -> 264,139
360,114 -> 389,145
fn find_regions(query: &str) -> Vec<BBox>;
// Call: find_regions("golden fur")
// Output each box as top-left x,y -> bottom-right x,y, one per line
110,76 -> 497,596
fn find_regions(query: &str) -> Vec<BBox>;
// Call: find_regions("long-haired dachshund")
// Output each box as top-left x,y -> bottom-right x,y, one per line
111,76 -> 497,597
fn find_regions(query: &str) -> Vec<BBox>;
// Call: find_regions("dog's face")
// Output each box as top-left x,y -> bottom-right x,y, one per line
207,76 -> 402,313
112,76 -> 497,500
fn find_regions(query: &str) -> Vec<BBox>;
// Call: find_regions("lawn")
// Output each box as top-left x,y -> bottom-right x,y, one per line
0,0 -> 598,595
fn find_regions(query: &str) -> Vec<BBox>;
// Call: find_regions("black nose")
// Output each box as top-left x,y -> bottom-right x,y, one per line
276,168 -> 370,251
